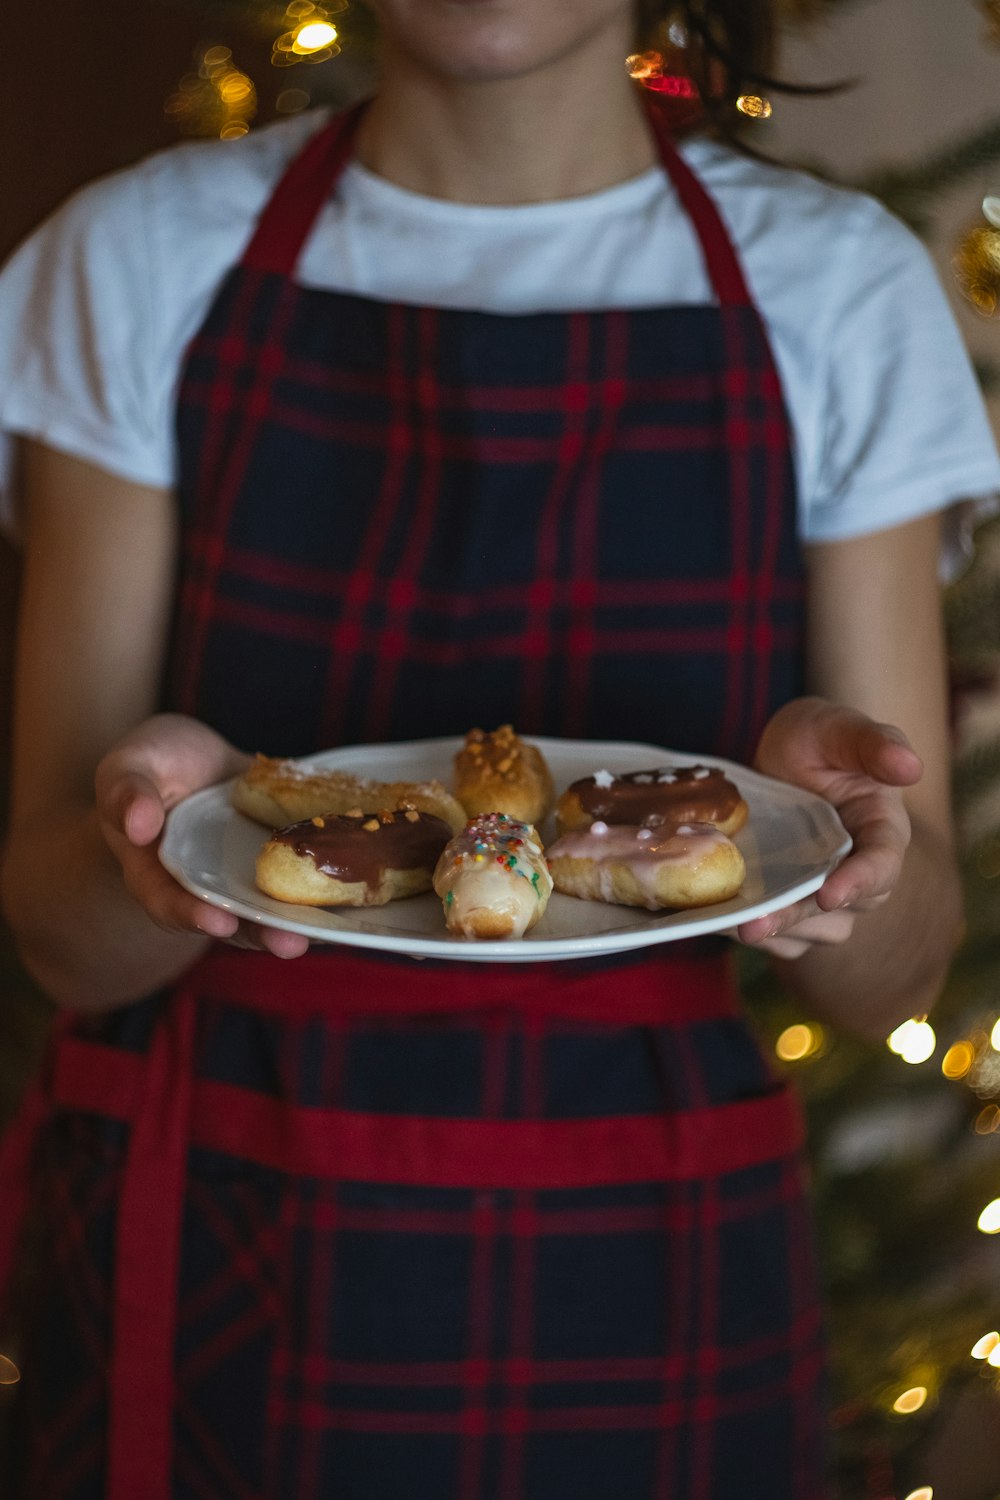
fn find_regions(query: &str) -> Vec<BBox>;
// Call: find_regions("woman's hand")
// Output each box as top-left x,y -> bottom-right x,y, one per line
95,713 -> 311,959
735,697 -> 924,960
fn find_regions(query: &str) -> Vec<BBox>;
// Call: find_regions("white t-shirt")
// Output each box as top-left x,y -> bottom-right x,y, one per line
1,109 -> 998,548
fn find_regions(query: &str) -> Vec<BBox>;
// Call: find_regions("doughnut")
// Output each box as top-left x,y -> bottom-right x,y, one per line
433,813 -> 553,940
548,819 -> 745,911
555,764 -> 747,838
454,725 -> 554,824
255,807 -> 453,907
232,753 -> 467,833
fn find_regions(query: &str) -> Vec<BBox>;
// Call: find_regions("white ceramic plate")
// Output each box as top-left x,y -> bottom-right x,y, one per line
159,736 -> 851,963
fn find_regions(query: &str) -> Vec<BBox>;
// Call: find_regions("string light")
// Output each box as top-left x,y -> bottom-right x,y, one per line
736,94 -> 773,119
165,45 -> 257,139
294,21 -> 338,51
972,1331 -> 1000,1359
272,1 -> 343,68
775,1023 -> 826,1062
977,1197 -> 1000,1233
892,1385 -> 928,1414
941,1040 -> 975,1078
887,1017 -> 937,1064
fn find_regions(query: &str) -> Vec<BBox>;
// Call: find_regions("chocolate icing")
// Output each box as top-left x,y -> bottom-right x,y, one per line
572,766 -> 743,828
271,809 -> 451,886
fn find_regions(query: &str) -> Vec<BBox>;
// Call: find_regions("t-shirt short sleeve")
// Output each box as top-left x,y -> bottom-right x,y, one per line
0,168 -> 169,537
798,192 -> 1000,547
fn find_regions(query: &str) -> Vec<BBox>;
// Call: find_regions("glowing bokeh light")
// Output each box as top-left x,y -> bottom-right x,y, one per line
977,1197 -> 1000,1234
971,1331 -> 1000,1359
294,21 -> 338,51
888,1018 -> 936,1064
941,1040 -> 974,1079
276,88 -> 311,113
625,51 -> 663,79
736,94 -> 773,119
202,45 -> 232,68
0,1355 -> 20,1385
775,1023 -> 826,1062
892,1386 -> 928,1414
218,72 -> 254,103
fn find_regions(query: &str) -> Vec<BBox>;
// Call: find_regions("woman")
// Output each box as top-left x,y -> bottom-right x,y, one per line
1,1 -> 997,1496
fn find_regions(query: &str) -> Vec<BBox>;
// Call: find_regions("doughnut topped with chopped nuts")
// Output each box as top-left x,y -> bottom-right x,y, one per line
555,765 -> 748,838
433,813 -> 553,940
453,725 -> 554,824
255,806 -> 453,907
231,753 -> 466,832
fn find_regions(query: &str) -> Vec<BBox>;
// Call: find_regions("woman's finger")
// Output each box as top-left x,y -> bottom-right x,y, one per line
225,924 -> 312,958
816,811 -> 909,911
750,933 -> 811,960
737,895 -> 820,945
737,902 -> 856,949
96,768 -> 168,847
809,707 -> 923,789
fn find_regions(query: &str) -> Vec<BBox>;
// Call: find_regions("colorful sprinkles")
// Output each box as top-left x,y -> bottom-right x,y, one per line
442,812 -> 546,900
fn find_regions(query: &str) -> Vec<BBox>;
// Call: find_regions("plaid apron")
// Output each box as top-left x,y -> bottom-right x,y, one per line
1,105 -> 827,1499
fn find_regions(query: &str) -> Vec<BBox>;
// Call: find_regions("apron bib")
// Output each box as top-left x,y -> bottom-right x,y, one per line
1,104 -> 827,1500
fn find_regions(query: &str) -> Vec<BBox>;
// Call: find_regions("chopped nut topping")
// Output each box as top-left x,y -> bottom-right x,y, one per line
362,818 -> 380,832
497,757 -> 512,773
404,809 -> 420,822
311,816 -> 326,828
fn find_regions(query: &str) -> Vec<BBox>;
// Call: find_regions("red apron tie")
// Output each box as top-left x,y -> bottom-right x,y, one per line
0,1013 -> 72,1319
107,986 -> 197,1500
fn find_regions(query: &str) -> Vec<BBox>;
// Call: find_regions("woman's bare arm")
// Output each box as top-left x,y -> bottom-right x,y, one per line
738,512 -> 961,1040
1,443 -> 305,1012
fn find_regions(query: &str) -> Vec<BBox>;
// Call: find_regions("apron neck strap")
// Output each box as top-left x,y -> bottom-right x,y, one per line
643,103 -> 752,307
242,102 -> 368,275
242,97 -> 752,308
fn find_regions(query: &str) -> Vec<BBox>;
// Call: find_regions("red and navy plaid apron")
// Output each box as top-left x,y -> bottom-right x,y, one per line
1,105 -> 828,1498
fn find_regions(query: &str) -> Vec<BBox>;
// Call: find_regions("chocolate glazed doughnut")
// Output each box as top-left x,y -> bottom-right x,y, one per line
256,807 -> 453,907
555,765 -> 748,837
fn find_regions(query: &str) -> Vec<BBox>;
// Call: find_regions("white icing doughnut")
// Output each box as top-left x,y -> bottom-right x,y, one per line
548,819 -> 745,910
433,813 -> 553,939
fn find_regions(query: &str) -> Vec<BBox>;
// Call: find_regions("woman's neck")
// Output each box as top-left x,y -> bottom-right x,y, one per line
355,44 -> 657,205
